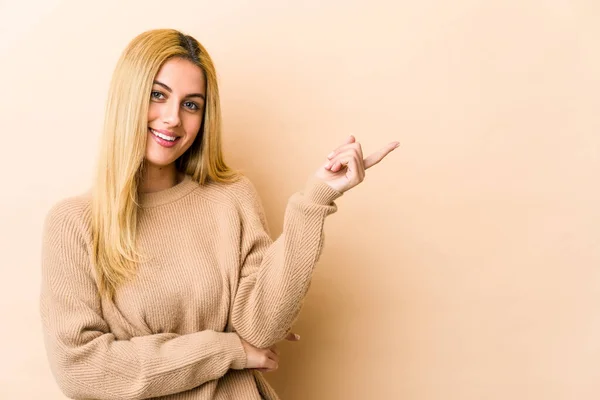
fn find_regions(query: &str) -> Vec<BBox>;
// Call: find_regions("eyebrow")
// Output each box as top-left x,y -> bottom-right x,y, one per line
153,80 -> 205,100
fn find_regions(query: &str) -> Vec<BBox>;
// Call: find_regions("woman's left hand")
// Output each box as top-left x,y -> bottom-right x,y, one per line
314,135 -> 400,193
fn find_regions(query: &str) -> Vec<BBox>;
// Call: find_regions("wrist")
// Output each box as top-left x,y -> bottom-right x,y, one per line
225,332 -> 247,370
304,176 -> 344,205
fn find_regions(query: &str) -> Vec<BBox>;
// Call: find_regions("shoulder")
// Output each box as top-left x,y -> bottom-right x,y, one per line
198,175 -> 263,209
41,194 -> 94,281
43,193 -> 92,240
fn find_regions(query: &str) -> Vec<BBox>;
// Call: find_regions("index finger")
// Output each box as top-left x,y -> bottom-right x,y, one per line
363,142 -> 400,170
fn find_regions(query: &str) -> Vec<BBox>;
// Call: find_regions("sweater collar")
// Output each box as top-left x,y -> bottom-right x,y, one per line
138,174 -> 198,208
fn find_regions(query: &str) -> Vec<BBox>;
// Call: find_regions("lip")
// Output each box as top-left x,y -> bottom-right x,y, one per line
149,128 -> 180,138
149,128 -> 181,148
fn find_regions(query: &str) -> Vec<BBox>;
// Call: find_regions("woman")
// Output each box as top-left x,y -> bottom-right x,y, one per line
40,29 -> 398,399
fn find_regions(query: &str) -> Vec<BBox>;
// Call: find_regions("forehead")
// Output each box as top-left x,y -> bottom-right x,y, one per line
154,57 -> 206,94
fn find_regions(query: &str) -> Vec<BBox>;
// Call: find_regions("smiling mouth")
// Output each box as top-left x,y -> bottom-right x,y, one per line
149,128 -> 179,142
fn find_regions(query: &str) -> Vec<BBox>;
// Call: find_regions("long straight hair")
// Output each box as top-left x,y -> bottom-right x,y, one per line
91,29 -> 239,299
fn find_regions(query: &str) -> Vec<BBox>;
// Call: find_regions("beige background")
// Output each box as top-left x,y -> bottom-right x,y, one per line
1,0 -> 599,399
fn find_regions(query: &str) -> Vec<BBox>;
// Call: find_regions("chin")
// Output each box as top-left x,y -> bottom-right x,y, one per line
144,155 -> 177,168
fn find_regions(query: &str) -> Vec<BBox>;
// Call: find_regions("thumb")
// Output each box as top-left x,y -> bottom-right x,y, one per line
285,332 -> 301,341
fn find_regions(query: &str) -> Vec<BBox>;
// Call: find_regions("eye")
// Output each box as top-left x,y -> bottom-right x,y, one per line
183,101 -> 199,111
150,91 -> 165,100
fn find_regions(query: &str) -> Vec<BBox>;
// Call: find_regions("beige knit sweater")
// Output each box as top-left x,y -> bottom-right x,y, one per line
40,174 -> 342,400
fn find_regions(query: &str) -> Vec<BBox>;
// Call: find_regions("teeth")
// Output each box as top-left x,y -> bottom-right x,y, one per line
150,129 -> 177,142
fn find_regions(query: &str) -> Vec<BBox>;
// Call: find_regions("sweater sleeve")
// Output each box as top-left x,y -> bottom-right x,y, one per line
230,176 -> 343,348
39,201 -> 247,400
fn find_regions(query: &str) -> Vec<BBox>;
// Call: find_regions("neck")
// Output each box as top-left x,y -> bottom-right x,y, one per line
139,163 -> 183,193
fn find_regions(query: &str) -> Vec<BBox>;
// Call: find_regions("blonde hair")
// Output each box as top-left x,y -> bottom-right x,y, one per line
91,29 -> 239,299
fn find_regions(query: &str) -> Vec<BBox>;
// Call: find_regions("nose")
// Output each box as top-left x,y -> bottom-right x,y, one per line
160,99 -> 181,128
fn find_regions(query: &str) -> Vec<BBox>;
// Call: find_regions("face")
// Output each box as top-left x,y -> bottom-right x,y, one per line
146,57 -> 206,169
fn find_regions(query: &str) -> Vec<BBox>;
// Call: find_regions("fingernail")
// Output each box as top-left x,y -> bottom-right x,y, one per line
394,142 -> 400,148
294,333 -> 301,340
327,151 -> 335,159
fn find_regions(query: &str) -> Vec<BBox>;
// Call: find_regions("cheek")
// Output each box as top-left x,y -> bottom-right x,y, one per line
147,103 -> 160,121
183,114 -> 203,137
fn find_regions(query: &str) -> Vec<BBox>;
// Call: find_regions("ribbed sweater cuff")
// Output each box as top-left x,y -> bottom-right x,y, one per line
302,177 -> 343,205
221,332 -> 247,370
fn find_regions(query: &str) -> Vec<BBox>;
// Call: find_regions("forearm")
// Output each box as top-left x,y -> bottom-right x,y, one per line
42,322 -> 246,400
231,178 -> 341,348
